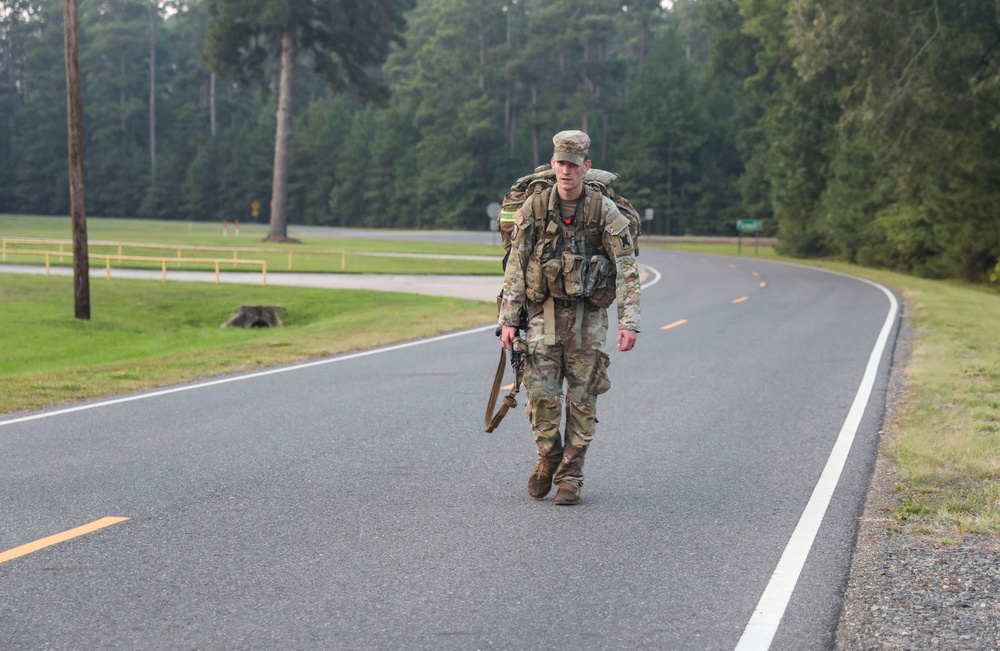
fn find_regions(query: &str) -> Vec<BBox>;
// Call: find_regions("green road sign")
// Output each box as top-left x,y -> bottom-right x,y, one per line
737,219 -> 763,233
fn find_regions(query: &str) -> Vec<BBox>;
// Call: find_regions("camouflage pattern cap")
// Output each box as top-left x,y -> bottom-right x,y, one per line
552,130 -> 590,166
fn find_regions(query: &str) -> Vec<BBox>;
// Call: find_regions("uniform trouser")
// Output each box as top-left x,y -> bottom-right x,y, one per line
522,299 -> 611,488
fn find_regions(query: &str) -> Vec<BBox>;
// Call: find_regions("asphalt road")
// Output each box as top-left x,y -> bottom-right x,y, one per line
0,246 -> 899,650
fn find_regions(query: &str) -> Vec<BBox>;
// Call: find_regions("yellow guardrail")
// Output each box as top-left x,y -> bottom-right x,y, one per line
1,238 -> 346,271
6,248 -> 268,286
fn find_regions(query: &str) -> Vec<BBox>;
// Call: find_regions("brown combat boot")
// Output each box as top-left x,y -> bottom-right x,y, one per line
527,454 -> 560,499
552,445 -> 587,505
553,482 -> 581,506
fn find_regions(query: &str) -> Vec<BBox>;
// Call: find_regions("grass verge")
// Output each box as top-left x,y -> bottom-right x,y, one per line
0,274 -> 495,415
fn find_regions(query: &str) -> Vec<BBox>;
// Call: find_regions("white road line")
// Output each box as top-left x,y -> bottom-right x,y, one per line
0,325 -> 497,429
735,273 -> 899,650
641,264 -> 663,290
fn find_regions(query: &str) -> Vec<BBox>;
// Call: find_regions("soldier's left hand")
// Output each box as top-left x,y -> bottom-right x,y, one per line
617,329 -> 637,352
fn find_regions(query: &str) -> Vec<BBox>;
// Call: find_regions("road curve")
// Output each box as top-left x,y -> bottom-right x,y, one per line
0,247 -> 898,650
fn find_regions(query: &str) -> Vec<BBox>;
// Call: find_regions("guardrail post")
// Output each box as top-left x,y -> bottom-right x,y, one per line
215,261 -> 220,284
106,257 -> 111,279
161,260 -> 167,283
341,251 -> 346,271
288,250 -> 293,270
45,252 -> 51,276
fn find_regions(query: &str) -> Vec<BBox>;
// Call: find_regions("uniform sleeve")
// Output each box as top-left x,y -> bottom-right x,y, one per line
599,197 -> 641,333
497,202 -> 535,327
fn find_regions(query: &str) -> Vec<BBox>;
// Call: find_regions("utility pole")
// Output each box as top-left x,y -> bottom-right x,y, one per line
148,1 -> 157,188
63,0 -> 90,319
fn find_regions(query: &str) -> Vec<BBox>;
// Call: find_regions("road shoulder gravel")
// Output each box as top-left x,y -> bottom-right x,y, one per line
836,311 -> 1000,650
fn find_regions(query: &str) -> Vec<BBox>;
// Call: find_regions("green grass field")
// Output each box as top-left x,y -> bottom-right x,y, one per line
0,273 -> 496,415
2,215 -> 997,537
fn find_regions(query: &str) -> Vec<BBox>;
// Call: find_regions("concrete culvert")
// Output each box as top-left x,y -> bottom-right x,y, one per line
222,305 -> 284,328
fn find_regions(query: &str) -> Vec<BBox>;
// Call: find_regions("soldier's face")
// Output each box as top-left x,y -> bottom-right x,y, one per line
551,158 -> 591,198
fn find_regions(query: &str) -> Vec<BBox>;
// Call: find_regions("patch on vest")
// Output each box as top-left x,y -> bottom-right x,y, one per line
607,212 -> 634,256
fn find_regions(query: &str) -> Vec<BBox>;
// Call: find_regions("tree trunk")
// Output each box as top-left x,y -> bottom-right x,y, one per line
666,135 -> 673,236
478,30 -> 485,91
63,0 -> 89,320
148,2 -> 156,185
6,9 -> 20,143
120,55 -> 126,146
601,109 -> 609,162
504,88 -> 510,151
265,31 -> 298,243
209,71 -> 216,137
509,102 -> 517,160
504,8 -> 513,158
531,82 -> 539,166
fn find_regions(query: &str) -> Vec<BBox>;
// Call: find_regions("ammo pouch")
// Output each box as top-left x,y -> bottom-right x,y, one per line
525,239 -> 551,302
561,251 -> 586,297
585,255 -> 616,308
542,258 -> 565,297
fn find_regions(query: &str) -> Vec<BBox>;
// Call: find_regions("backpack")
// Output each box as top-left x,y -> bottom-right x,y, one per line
497,164 -> 641,268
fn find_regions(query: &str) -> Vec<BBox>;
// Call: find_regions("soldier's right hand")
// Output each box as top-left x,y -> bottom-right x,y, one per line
500,325 -> 518,350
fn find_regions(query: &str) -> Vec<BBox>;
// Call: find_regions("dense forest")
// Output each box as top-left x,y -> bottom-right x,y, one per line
1,0 -> 998,281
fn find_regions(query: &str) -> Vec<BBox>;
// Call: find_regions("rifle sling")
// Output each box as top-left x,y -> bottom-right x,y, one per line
484,347 -> 521,433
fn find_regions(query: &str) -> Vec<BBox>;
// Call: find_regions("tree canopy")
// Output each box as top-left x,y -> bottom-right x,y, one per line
1,0 -> 998,281
203,0 -> 413,239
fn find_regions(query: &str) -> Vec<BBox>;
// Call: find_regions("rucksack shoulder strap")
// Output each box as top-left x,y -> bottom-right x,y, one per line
528,184 -> 553,239
582,186 -> 606,248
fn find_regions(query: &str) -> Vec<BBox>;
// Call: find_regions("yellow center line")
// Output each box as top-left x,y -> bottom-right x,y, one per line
732,296 -> 749,304
660,319 -> 688,330
0,517 -> 130,564
759,281 -> 767,288
752,272 -> 760,277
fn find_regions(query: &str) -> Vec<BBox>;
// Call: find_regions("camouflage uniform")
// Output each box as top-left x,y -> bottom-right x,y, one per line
498,133 -> 641,498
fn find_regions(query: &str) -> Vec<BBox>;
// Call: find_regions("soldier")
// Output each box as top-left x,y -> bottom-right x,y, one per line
498,130 -> 641,506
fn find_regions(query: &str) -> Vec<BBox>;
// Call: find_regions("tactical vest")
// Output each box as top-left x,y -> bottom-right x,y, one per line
523,186 -> 617,309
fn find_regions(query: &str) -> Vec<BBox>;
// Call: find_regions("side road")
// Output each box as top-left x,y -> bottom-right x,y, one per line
0,263 -> 504,302
0,263 -> 656,302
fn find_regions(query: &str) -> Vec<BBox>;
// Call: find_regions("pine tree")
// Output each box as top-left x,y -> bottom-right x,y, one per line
204,0 -> 414,241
